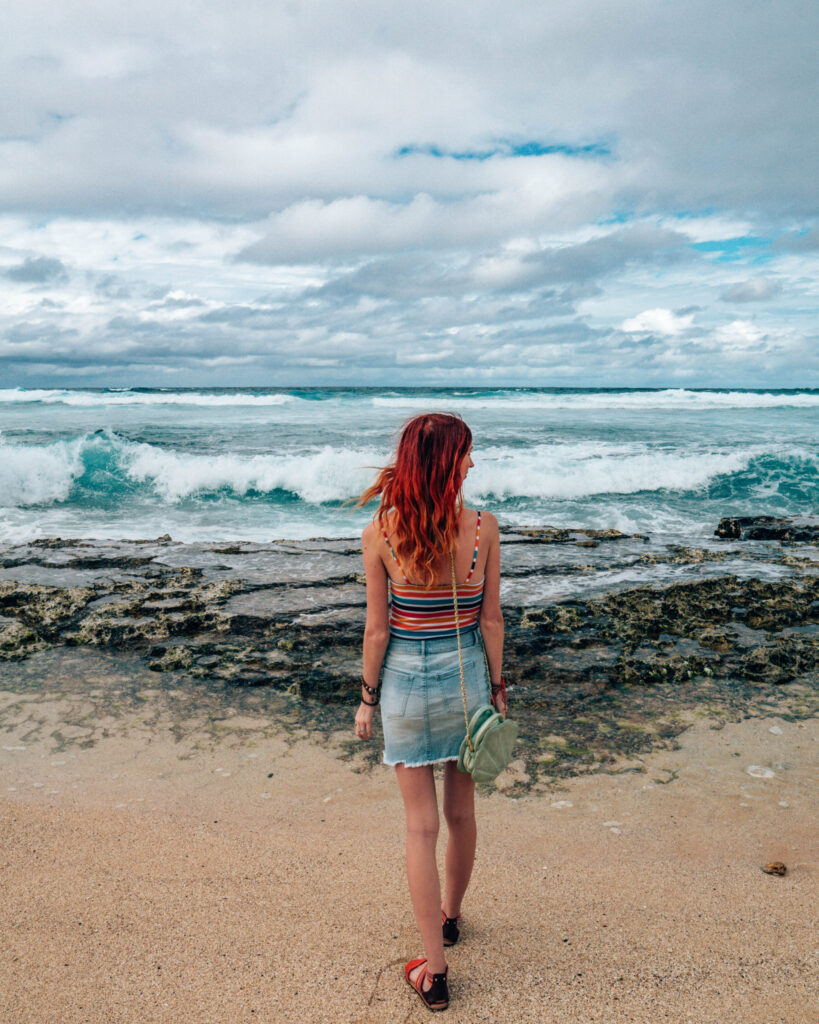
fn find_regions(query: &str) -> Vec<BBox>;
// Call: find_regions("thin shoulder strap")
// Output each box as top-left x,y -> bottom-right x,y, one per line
450,551 -> 474,753
464,510 -> 482,582
382,526 -> 409,583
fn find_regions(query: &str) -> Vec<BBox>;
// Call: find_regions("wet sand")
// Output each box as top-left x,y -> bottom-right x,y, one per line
1,695 -> 816,1024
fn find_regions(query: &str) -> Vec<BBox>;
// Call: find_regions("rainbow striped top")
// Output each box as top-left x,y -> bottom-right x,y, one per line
383,511 -> 484,640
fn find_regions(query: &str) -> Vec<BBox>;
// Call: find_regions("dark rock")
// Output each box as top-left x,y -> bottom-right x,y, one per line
716,516 -> 819,543
501,525 -> 645,545
0,582 -> 96,633
148,645 -> 195,672
0,616 -> 41,660
637,546 -> 730,566
581,528 -> 645,541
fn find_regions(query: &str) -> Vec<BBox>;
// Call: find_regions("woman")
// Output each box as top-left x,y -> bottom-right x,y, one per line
354,412 -> 507,1012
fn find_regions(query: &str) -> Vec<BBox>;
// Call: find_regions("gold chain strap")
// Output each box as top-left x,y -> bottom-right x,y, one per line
450,551 -> 474,753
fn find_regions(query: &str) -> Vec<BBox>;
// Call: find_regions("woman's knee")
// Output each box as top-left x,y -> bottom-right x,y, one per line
406,813 -> 440,843
443,801 -> 476,831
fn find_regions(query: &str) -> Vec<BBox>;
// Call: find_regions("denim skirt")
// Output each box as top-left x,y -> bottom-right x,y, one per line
380,628 -> 492,768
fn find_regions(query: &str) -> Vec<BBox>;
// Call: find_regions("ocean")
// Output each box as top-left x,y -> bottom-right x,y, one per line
1,386 -> 817,547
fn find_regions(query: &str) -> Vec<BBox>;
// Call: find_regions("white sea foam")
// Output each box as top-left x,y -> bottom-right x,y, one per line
0,388 -> 297,407
464,443 -> 771,501
121,438 -> 791,504
122,441 -> 385,503
2,386 -> 818,410
371,388 -> 819,411
1,431 -> 810,510
0,435 -> 85,506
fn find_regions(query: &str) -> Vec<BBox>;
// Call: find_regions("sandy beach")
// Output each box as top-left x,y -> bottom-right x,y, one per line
1,526 -> 817,1022
1,688 -> 816,1024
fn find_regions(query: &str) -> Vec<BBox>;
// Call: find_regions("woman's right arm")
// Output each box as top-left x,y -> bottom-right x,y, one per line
478,513 -> 506,715
355,522 -> 390,741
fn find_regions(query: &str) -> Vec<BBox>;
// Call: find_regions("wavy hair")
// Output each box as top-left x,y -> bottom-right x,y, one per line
357,413 -> 472,588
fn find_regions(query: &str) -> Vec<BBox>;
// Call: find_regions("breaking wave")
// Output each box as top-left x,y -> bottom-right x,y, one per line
2,431 -> 815,510
370,388 -> 819,411
2,386 -> 818,411
0,388 -> 298,407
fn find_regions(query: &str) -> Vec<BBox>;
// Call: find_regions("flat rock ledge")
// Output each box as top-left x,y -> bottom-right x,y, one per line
0,518 -> 817,792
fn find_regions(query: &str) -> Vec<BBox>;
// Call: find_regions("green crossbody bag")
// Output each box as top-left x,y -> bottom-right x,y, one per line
450,553 -> 518,785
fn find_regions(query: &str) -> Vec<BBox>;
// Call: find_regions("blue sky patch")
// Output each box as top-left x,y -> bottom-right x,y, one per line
692,236 -> 773,263
395,138 -> 611,161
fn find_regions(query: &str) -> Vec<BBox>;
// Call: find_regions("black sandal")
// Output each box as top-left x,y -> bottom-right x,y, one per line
405,958 -> 449,1011
441,908 -> 461,947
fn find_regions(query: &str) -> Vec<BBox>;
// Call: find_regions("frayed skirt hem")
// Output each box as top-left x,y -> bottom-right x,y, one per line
382,753 -> 461,768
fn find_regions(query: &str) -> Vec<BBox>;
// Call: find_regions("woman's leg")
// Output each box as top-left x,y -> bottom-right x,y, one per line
442,760 -> 477,918
394,764 -> 447,977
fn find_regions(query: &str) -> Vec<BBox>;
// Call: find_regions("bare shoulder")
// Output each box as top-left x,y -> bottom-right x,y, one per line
361,519 -> 385,557
479,510 -> 499,538
361,520 -> 389,577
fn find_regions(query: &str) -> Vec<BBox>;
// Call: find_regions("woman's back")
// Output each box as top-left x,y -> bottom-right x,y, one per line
381,507 -> 487,587
383,509 -> 484,640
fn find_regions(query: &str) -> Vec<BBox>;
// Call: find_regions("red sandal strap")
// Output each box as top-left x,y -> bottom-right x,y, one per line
405,957 -> 427,979
406,958 -> 449,1007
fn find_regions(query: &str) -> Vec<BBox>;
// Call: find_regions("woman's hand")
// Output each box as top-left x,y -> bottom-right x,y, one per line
491,675 -> 508,717
355,701 -> 376,740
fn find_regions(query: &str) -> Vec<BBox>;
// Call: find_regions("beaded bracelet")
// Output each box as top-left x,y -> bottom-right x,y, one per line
361,675 -> 382,707
490,675 -> 507,705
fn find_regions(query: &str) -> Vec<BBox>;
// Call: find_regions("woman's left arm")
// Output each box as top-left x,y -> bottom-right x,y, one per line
355,523 -> 390,741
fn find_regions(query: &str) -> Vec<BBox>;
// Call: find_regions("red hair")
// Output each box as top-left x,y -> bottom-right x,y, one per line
357,413 -> 472,588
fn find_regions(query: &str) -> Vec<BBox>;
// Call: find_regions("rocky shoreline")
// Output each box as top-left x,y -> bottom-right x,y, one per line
1,516 -> 817,793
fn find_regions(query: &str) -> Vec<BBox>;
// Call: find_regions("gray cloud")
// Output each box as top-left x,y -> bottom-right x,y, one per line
1,1 -> 816,220
522,226 -> 691,286
720,278 -> 782,303
92,273 -> 132,299
299,226 -> 690,308
5,255 -> 68,283
150,294 -> 207,310
772,226 -> 819,252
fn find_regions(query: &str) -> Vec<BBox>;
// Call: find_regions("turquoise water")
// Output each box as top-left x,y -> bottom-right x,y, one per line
0,387 -> 817,543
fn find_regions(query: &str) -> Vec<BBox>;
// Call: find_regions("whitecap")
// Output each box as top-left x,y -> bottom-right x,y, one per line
122,441 -> 384,504
0,435 -> 85,506
463,442 -> 773,501
0,388 -> 297,407
371,388 -> 819,412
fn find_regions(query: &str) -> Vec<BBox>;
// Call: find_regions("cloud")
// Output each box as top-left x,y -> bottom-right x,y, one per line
1,1 -> 816,219
712,319 -> 768,355
149,291 -> 207,310
621,309 -> 695,336
720,278 -> 782,302
0,1 -> 816,385
236,162 -> 613,264
772,226 -> 819,252
5,255 -> 68,283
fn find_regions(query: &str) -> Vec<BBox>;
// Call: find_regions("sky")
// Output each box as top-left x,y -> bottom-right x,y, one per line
1,0 -> 817,389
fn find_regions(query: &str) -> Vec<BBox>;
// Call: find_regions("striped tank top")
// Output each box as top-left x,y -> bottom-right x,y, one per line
383,511 -> 484,640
